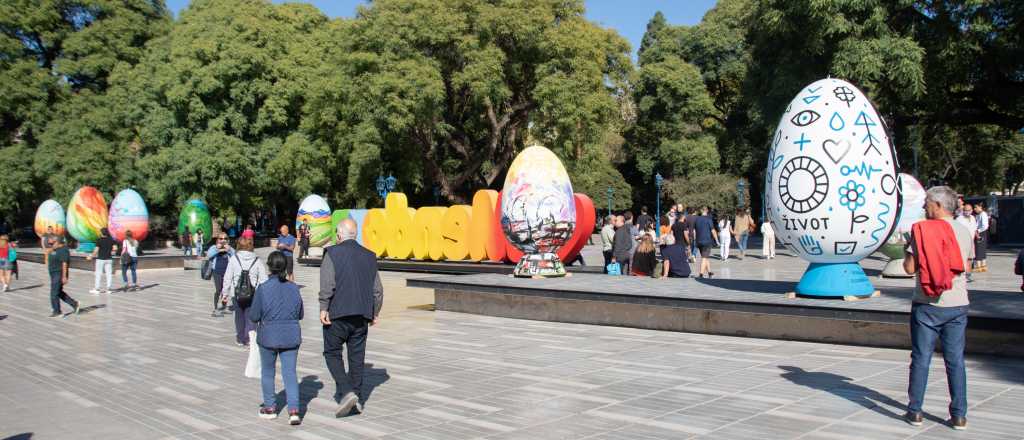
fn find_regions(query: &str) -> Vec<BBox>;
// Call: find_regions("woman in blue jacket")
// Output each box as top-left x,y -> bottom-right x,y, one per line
249,251 -> 304,425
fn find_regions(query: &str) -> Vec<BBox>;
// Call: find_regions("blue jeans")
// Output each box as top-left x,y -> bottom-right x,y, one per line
260,345 -> 299,411
737,232 -> 749,253
908,303 -> 968,417
121,257 -> 137,284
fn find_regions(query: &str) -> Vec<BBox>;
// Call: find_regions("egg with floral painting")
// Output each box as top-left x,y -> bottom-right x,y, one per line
765,78 -> 901,263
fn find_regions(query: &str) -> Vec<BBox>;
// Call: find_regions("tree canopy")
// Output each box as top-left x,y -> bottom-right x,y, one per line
1,0 -> 1022,227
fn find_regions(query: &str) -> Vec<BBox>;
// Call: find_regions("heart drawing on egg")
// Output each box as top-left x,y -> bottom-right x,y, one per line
822,139 -> 851,164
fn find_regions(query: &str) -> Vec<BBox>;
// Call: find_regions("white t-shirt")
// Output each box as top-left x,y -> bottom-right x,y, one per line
122,239 -> 138,258
908,218 -> 971,307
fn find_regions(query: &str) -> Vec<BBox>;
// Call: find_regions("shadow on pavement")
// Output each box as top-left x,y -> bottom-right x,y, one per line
777,365 -> 934,423
7,284 -> 43,292
272,375 -> 324,416
3,433 -> 33,440
63,304 -> 107,317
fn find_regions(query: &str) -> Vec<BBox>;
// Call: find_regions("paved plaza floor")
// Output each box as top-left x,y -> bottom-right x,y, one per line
1,245 -> 1023,439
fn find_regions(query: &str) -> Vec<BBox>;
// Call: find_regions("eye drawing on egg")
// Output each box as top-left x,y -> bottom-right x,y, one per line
790,110 -> 820,127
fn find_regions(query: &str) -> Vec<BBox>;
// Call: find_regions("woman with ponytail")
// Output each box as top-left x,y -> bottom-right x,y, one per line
248,250 -> 304,425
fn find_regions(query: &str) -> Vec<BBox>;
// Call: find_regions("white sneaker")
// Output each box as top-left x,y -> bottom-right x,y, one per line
89,289 -> 100,295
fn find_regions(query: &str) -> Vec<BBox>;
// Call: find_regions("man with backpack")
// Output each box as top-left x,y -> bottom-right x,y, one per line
206,233 -> 235,317
222,236 -> 267,347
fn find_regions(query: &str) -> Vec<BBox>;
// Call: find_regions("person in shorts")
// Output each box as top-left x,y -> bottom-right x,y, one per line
694,206 -> 719,278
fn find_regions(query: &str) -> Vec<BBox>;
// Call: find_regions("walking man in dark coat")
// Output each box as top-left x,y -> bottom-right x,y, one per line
319,219 -> 384,417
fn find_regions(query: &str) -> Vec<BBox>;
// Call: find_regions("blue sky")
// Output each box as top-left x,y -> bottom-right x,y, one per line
164,0 -> 718,56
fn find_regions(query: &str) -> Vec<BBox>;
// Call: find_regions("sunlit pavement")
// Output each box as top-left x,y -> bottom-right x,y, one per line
1,245 -> 1022,439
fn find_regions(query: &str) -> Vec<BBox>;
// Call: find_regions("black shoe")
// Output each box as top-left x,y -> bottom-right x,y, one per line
49,312 -> 61,318
904,411 -> 923,427
950,416 -> 967,430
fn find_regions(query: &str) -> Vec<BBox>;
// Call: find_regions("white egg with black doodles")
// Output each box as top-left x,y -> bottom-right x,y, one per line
765,78 -> 901,297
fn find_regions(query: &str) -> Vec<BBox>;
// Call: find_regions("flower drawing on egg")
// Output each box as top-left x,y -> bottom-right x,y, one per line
838,180 -> 866,212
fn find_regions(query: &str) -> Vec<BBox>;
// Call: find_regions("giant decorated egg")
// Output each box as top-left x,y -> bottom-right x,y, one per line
66,186 -> 109,244
766,78 -> 901,263
34,199 -> 66,238
296,194 -> 332,247
500,145 -> 576,254
109,189 -> 150,241
895,173 -> 925,234
178,199 -> 213,244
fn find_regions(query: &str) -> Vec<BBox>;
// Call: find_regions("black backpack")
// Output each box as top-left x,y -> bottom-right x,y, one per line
234,256 -> 258,308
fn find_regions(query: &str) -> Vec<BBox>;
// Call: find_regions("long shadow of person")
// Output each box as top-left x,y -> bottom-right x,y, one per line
778,365 -> 931,423
362,363 -> 390,404
274,375 -> 324,417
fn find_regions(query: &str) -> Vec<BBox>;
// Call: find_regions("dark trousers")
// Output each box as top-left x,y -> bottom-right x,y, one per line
49,273 -> 77,313
908,303 -> 968,417
233,298 -> 254,344
323,315 -> 368,400
602,250 -> 612,273
212,273 -> 225,310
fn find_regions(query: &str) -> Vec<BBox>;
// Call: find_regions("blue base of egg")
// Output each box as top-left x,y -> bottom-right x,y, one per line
75,242 -> 96,253
796,262 -> 875,297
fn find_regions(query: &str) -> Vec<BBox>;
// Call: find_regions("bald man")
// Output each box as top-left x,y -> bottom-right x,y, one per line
319,219 -> 383,417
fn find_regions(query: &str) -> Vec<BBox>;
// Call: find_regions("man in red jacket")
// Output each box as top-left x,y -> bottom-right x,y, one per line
902,186 -> 972,431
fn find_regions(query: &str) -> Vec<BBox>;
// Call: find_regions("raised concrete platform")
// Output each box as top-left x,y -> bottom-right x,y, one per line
17,249 -> 186,271
408,273 -> 1024,357
299,256 -> 602,275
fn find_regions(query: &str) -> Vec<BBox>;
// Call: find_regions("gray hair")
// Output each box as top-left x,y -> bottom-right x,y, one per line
926,186 -> 958,213
337,219 -> 358,241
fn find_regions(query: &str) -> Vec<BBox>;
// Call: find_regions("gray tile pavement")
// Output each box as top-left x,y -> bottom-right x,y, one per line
0,248 -> 1021,439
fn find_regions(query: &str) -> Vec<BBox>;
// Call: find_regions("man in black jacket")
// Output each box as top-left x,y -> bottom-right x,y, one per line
319,219 -> 384,417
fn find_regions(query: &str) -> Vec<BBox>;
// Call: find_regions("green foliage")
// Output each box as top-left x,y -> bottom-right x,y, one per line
302,0 -> 632,206
3,0 -> 1022,225
664,174 -> 747,214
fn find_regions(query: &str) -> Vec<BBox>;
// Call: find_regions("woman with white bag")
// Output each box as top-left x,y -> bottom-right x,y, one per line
248,251 -> 304,425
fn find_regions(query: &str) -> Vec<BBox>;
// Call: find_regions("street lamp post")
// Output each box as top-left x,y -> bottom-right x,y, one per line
377,173 -> 398,204
654,173 -> 663,239
736,179 -> 746,209
606,186 -> 614,218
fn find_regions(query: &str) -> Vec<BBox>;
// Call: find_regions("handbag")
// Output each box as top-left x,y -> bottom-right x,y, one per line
606,262 -> 622,275
651,260 -> 663,279
244,330 -> 260,378
200,259 -> 213,280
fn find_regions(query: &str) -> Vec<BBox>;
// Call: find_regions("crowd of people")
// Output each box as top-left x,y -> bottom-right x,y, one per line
600,204 -> 766,279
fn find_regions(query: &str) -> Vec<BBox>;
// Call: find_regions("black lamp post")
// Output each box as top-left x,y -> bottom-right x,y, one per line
654,173 -> 663,239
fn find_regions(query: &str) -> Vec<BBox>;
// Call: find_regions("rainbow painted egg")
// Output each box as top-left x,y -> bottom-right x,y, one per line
66,186 -> 108,244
